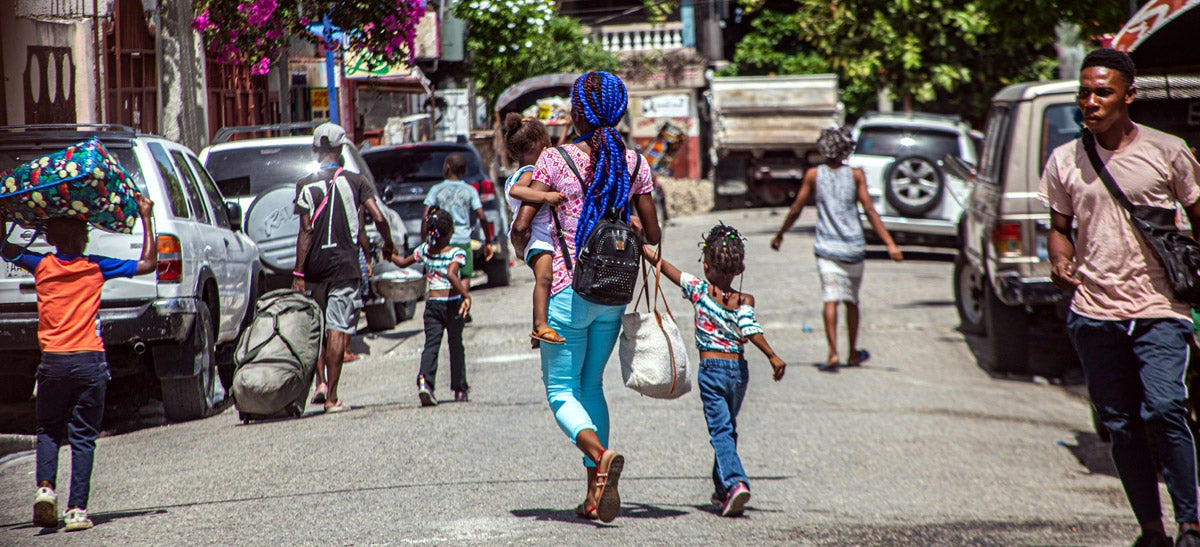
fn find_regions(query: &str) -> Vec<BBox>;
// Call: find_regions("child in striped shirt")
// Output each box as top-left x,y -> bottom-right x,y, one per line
642,223 -> 786,518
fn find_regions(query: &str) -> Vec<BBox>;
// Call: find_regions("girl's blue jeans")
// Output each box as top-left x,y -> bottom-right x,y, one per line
699,357 -> 750,497
540,287 -> 624,468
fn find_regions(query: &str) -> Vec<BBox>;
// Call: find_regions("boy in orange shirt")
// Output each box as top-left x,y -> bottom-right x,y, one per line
0,193 -> 156,532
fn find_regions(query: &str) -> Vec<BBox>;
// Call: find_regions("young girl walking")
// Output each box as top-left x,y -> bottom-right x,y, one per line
389,208 -> 471,405
771,126 -> 903,372
502,113 -> 567,348
642,223 -> 787,517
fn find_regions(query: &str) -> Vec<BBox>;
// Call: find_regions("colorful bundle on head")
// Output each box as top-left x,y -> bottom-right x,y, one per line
571,71 -> 631,254
425,207 -> 453,246
699,222 -> 746,275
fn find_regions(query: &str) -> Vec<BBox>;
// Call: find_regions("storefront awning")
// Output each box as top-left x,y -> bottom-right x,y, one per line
343,51 -> 433,96
494,73 -> 579,114
1112,0 -> 1200,73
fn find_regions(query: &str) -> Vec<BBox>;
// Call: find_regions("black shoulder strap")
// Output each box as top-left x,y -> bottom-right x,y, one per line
1082,130 -> 1136,215
554,146 -> 586,188
550,146 -> 577,271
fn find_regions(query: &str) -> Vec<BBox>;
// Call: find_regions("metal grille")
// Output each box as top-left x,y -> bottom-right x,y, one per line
1136,74 -> 1200,100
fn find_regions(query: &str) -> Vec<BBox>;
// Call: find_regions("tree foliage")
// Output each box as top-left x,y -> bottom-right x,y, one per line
453,0 -> 618,108
193,0 -> 425,74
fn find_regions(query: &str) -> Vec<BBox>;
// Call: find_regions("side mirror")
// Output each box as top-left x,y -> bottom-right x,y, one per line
943,154 -> 977,182
226,201 -> 244,232
382,186 -> 395,204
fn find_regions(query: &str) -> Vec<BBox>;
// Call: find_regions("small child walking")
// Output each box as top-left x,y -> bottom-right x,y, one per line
390,208 -> 471,405
771,125 -> 903,372
1,194 -> 157,531
642,223 -> 787,517
501,113 -> 567,348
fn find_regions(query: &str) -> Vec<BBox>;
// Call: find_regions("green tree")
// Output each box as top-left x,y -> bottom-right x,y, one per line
453,0 -> 618,108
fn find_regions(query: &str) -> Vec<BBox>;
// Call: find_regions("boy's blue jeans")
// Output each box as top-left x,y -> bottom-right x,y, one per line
1066,311 -> 1199,525
698,357 -> 750,497
35,351 -> 109,509
540,287 -> 624,467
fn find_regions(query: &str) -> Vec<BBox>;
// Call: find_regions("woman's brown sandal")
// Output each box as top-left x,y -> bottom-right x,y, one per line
530,328 -> 566,346
574,502 -> 598,520
594,449 -> 625,523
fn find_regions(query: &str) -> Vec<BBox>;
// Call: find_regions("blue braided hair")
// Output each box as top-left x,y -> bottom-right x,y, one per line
571,71 -> 632,254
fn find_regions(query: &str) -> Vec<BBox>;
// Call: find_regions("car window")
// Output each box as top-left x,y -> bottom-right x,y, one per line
148,143 -> 191,218
977,106 -> 1012,184
205,144 -> 319,198
344,146 -> 374,185
188,156 -> 232,230
364,147 -> 485,187
0,147 -> 147,194
854,127 -> 962,159
1040,104 -> 1083,174
171,150 -> 212,224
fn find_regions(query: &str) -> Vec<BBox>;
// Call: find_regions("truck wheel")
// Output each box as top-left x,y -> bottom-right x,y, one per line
984,282 -> 1030,374
485,256 -> 511,287
159,304 -> 223,422
884,155 -> 945,217
754,181 -> 794,207
364,300 -> 398,332
954,252 -> 986,334
0,375 -> 35,403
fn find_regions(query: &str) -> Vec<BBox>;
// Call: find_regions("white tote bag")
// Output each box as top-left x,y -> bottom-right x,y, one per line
618,250 -> 692,399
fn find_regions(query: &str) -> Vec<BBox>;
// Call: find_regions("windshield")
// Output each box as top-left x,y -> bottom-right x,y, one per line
0,147 -> 147,193
855,127 -> 963,160
364,147 -> 484,187
205,145 -> 321,197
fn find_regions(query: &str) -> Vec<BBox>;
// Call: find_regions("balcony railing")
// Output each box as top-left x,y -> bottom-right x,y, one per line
589,22 -> 685,53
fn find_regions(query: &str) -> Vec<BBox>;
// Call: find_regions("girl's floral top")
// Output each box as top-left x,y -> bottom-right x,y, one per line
413,243 -> 467,293
680,272 -> 763,354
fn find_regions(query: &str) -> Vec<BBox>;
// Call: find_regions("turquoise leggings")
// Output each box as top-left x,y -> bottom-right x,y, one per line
540,287 -> 625,468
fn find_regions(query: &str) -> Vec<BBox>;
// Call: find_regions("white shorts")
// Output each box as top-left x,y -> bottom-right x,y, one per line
817,257 -> 864,303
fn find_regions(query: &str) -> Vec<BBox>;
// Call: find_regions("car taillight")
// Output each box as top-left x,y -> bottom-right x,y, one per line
993,221 -> 1022,257
157,234 -> 183,283
477,178 -> 496,200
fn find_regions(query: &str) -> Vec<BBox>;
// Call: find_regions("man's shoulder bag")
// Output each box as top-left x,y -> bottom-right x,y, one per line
1082,130 -> 1200,306
553,146 -> 643,306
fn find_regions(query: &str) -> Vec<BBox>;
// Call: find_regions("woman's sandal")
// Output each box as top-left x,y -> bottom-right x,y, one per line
575,502 -> 599,520
530,328 -> 565,346
845,349 -> 871,367
594,449 -> 624,523
819,358 -> 840,373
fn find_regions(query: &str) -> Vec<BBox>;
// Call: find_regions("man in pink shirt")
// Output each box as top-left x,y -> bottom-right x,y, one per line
1043,49 -> 1200,547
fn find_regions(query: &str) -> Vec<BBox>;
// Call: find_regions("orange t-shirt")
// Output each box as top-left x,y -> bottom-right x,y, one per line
7,252 -> 138,353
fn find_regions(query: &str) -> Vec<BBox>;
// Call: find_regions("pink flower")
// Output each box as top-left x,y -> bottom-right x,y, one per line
192,9 -> 211,32
252,57 -> 271,75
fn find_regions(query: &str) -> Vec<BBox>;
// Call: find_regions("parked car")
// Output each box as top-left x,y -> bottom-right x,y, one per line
199,124 -> 417,331
362,140 -> 512,287
849,112 -> 981,247
0,125 -> 262,421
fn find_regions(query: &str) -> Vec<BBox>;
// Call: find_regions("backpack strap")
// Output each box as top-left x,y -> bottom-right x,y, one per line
310,167 -> 344,223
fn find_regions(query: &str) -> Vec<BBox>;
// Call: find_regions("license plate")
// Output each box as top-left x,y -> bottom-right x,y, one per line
4,261 -> 30,278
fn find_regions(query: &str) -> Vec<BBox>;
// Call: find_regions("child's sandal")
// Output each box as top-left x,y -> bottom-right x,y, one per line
530,328 -> 565,345
575,502 -> 598,520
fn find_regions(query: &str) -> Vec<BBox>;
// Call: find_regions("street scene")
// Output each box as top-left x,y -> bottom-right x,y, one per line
0,0 -> 1199,545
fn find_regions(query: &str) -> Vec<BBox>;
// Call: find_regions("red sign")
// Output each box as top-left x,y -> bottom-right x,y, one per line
1112,0 -> 1199,52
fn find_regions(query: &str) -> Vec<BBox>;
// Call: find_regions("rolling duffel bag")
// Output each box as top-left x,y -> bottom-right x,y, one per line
231,289 -> 324,423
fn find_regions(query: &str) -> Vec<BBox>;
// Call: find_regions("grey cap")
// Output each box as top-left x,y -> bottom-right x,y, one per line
312,122 -> 347,150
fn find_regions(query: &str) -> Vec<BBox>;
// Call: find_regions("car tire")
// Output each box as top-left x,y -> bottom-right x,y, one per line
884,155 -> 945,217
159,303 -> 223,422
983,281 -> 1030,374
364,300 -> 398,332
954,252 -> 986,335
484,256 -> 511,287
0,374 -> 35,403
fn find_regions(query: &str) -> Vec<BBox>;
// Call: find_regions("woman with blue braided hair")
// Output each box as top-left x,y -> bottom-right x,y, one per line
519,71 -> 661,523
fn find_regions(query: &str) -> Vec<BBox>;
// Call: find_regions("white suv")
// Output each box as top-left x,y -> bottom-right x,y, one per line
0,126 -> 263,421
849,112 -> 981,246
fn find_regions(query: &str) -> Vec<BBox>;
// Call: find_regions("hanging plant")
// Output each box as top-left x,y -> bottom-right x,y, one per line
193,0 -> 426,75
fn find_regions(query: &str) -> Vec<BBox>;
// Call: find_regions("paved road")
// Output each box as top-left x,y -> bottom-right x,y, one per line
0,208 -> 1152,545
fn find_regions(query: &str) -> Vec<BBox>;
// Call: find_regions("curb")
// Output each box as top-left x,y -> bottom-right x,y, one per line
0,434 -> 35,463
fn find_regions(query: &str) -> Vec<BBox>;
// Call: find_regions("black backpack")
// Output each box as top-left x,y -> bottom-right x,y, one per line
553,146 -> 643,306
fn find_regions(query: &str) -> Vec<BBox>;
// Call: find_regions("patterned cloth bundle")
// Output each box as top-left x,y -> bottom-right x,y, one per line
0,138 -> 140,233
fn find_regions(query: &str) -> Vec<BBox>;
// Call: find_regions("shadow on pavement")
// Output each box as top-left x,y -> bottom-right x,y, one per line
865,248 -> 955,262
1058,430 -> 1119,479
511,502 -> 688,526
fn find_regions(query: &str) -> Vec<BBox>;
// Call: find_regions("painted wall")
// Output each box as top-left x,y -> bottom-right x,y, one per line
3,1 -> 104,126
157,0 -> 209,150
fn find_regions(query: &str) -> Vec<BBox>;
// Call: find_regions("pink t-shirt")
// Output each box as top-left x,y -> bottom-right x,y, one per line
533,145 -> 654,296
1039,125 -> 1200,321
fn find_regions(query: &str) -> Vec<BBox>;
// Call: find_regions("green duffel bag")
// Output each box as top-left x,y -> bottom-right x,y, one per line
231,289 -> 324,422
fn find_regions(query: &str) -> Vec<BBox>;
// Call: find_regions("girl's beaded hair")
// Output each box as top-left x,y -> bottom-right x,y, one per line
700,222 -> 746,276
425,207 -> 454,246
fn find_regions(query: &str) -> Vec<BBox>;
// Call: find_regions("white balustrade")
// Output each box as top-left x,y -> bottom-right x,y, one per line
587,22 -> 685,53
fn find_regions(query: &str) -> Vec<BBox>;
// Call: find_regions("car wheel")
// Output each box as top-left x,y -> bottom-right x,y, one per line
983,281 -> 1030,374
485,256 -> 511,287
0,374 -> 35,403
364,300 -> 398,332
159,303 -> 224,422
884,155 -> 945,217
954,252 -> 986,334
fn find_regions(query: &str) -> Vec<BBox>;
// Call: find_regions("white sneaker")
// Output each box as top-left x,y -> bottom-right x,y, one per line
63,507 -> 93,531
33,487 -> 57,528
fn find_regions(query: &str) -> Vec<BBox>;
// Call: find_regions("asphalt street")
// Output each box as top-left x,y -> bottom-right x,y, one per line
0,207 -> 1151,545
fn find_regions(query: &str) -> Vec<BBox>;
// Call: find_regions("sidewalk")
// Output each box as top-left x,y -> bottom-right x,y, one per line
0,434 -> 34,463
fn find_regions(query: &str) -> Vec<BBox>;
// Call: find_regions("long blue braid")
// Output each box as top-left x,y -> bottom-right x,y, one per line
572,71 -> 632,254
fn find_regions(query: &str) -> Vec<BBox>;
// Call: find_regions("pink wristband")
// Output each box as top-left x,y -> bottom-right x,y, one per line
292,271 -> 305,278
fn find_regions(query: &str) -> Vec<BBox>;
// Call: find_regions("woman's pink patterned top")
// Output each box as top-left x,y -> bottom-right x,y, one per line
532,145 -> 654,296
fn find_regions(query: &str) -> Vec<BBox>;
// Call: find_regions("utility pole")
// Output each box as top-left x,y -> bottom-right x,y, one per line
324,13 -> 339,124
